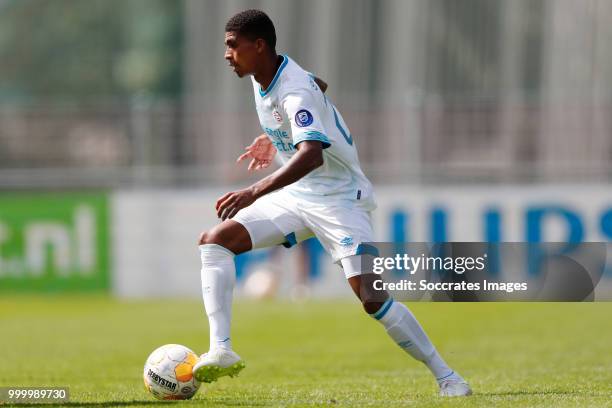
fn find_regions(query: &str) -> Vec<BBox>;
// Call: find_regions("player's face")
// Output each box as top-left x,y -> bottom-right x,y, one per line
224,31 -> 260,78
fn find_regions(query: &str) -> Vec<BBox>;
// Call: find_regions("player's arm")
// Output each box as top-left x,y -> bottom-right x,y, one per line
217,141 -> 323,220
250,140 -> 323,198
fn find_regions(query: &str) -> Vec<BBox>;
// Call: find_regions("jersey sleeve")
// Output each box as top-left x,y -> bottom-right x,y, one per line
281,89 -> 331,149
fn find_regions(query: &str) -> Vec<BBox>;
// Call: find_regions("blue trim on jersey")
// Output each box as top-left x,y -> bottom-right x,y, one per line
259,55 -> 288,97
293,131 -> 331,149
371,298 -> 394,320
332,106 -> 353,146
282,232 -> 297,248
356,243 -> 380,257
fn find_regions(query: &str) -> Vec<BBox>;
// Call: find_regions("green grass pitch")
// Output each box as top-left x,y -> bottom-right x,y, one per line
0,296 -> 611,407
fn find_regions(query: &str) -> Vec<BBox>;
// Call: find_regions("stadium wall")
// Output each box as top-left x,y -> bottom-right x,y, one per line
0,186 -> 610,297
111,185 -> 612,298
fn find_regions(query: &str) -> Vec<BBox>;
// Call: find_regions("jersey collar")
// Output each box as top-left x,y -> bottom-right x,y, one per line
259,55 -> 288,97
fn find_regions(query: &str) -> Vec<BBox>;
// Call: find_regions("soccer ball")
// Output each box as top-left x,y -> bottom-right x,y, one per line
143,344 -> 201,400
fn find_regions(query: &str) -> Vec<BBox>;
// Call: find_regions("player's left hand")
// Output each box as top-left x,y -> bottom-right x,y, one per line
236,134 -> 276,171
216,188 -> 256,220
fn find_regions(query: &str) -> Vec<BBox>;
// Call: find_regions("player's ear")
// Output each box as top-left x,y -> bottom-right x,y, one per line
254,38 -> 266,54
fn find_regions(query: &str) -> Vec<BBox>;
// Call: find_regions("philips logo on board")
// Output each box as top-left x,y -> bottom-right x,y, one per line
388,205 -> 612,244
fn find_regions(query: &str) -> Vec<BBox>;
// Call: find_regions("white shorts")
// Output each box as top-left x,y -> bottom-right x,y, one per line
233,189 -> 375,271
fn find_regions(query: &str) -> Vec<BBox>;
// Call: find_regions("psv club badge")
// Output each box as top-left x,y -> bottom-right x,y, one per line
272,109 -> 283,123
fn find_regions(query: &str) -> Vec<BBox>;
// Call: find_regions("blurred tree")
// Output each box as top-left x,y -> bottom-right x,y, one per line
0,0 -> 183,101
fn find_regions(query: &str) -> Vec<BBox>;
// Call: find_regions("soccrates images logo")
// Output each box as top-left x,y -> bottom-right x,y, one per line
0,193 -> 110,292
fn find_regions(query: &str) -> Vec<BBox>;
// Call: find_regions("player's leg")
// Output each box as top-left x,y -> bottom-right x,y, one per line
195,190 -> 309,383
344,262 -> 450,372
194,219 -> 250,383
341,262 -> 467,392
198,220 -> 251,352
343,263 -> 470,396
303,204 -> 471,396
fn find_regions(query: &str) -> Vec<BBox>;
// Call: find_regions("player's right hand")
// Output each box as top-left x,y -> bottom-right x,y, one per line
236,134 -> 276,171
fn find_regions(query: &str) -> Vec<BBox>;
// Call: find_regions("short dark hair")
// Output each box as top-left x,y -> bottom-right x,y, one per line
225,9 -> 276,50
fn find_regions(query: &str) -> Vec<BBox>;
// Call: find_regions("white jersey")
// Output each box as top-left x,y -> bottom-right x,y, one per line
251,55 -> 376,210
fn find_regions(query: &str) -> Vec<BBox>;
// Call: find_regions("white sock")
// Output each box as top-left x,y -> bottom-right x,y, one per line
371,299 -> 453,380
200,244 -> 235,352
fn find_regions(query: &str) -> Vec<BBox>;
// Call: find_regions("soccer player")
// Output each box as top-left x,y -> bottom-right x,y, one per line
193,9 -> 472,397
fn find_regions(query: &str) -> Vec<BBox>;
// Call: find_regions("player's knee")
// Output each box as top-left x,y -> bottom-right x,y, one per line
198,231 -> 207,245
361,300 -> 385,315
198,230 -> 211,246
198,229 -> 224,246
198,221 -> 252,255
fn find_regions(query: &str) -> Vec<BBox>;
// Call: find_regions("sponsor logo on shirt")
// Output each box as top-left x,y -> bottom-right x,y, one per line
264,127 -> 294,152
295,109 -> 314,127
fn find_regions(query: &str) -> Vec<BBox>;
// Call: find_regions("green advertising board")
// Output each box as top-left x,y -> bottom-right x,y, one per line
0,192 -> 110,292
